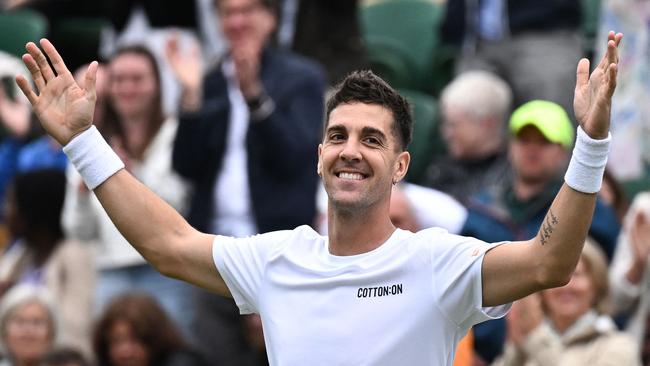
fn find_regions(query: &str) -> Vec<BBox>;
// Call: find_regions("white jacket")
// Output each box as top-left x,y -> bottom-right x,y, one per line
62,117 -> 191,269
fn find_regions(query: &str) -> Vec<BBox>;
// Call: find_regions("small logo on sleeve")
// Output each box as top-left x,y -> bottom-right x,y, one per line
357,283 -> 403,298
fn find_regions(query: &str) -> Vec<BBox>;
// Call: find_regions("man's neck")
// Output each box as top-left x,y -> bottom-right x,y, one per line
327,203 -> 396,256
513,178 -> 547,202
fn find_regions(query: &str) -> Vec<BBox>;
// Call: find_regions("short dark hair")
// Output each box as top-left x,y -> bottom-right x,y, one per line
214,0 -> 276,12
93,293 -> 187,366
326,70 -> 413,151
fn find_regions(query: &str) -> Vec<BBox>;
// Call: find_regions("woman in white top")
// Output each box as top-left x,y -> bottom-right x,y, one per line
61,45 -> 192,337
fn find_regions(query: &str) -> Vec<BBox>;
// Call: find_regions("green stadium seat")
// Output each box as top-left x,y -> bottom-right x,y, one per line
360,0 -> 448,95
399,88 -> 446,184
0,10 -> 48,58
51,17 -> 110,72
582,0 -> 602,59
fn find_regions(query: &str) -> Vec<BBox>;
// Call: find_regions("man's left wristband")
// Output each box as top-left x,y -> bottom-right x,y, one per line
63,125 -> 125,190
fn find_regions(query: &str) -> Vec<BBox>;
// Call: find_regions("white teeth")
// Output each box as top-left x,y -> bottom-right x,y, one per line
339,172 -> 364,180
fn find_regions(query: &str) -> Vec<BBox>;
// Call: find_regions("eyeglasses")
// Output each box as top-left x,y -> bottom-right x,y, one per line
219,3 -> 263,18
7,316 -> 50,331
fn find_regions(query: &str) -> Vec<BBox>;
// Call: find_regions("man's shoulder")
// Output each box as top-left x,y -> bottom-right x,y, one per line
264,49 -> 326,81
408,227 -> 467,251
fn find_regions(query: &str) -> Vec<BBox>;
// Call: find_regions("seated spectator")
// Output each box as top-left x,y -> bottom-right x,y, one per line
0,60 -> 38,217
61,45 -> 193,338
424,71 -> 512,203
388,184 -> 474,366
492,240 -> 639,365
461,100 -> 621,363
41,347 -> 90,366
600,168 -> 629,224
93,293 -> 207,366
316,182 -> 467,235
0,169 -> 93,356
166,0 -> 326,363
440,0 -> 581,121
610,192 -> 650,363
0,63 -> 109,221
0,285 -> 57,366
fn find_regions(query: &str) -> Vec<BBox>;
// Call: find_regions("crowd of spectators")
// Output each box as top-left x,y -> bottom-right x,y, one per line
0,0 -> 648,365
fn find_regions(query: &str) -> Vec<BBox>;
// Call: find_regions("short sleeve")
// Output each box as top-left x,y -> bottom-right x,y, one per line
212,230 -> 293,314
428,230 -> 511,330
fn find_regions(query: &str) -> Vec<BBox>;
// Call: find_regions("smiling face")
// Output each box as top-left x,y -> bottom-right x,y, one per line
109,52 -> 159,121
542,258 -> 596,329
318,102 -> 410,214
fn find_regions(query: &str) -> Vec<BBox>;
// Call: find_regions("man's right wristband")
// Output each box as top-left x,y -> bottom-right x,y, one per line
564,125 -> 611,194
62,125 -> 125,190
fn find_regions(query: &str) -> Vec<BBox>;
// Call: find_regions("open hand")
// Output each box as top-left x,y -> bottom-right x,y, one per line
573,31 -> 622,139
232,43 -> 263,100
165,34 -> 203,92
15,39 -> 97,146
630,211 -> 650,266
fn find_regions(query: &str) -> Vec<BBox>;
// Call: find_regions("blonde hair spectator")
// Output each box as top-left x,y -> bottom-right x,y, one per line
440,70 -> 512,124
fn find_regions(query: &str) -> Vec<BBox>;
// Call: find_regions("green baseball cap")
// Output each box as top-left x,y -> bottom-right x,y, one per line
509,100 -> 574,149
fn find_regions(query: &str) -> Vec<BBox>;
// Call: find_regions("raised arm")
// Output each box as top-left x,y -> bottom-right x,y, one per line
481,32 -> 623,307
15,39 -> 229,296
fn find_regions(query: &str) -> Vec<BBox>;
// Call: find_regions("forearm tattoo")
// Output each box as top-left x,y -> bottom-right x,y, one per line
539,209 -> 559,246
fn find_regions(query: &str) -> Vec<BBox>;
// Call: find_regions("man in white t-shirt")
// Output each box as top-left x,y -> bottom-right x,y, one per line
14,32 -> 622,365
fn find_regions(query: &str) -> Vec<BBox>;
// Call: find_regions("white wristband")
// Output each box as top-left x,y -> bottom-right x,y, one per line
63,126 -> 124,190
564,126 -> 611,194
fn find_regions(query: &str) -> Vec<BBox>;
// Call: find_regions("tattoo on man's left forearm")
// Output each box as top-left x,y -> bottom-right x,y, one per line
539,209 -> 559,245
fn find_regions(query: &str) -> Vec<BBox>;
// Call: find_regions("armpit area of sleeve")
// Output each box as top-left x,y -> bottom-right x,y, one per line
466,241 -> 512,327
212,236 -> 256,314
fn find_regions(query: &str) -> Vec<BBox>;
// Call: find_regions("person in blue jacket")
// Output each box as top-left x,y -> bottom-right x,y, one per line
461,100 -> 621,364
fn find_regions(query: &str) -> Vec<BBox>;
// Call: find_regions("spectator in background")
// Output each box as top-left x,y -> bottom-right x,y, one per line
461,100 -> 621,363
424,70 -> 512,203
600,168 -> 629,224
41,347 -> 90,366
0,50 -> 30,142
492,240 -> 639,366
0,170 -> 93,357
315,182 -> 467,236
166,0 -> 325,364
93,293 -> 207,366
61,45 -> 193,338
610,192 -> 650,363
387,184 -> 474,366
440,0 -> 582,120
276,0 -> 368,84
0,285 -> 57,366
0,62 -> 108,225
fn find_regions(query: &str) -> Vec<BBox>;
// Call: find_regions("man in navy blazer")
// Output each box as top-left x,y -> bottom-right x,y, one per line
167,0 -> 326,364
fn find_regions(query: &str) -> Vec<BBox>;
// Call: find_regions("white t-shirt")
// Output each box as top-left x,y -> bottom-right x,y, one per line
213,225 -> 510,366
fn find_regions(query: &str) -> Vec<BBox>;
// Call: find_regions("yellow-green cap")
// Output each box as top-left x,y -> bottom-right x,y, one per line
509,100 -> 574,149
